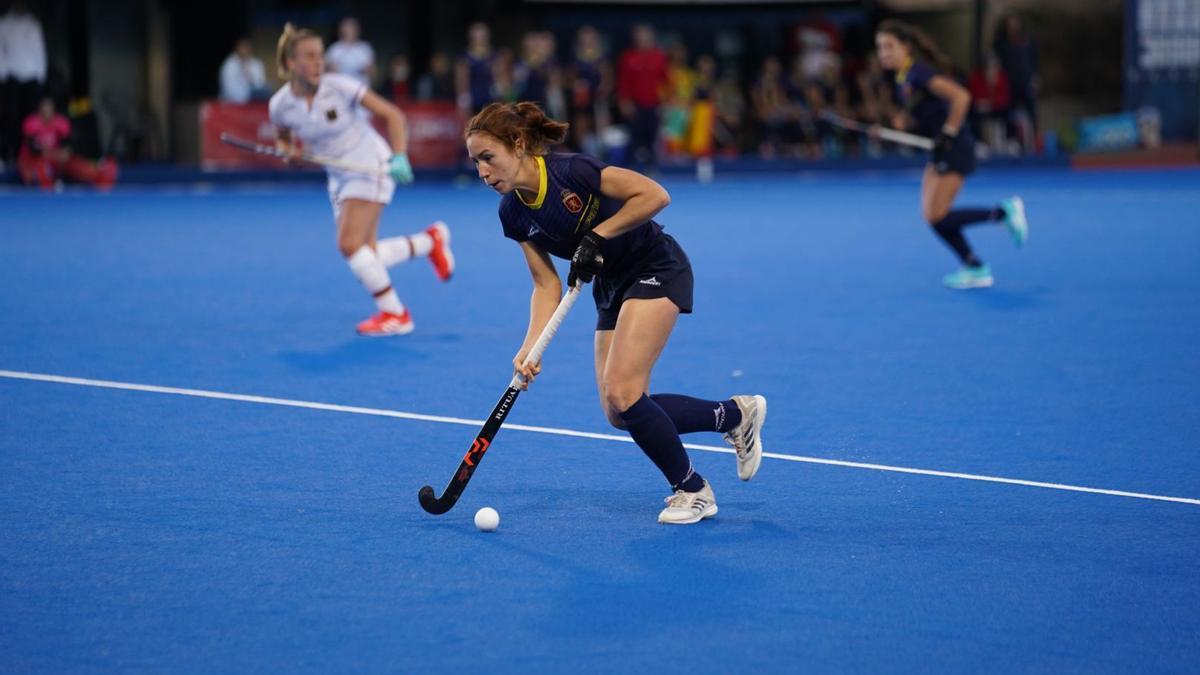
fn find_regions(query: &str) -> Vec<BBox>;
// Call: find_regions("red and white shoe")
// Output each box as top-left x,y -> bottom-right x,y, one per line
356,310 -> 414,336
425,221 -> 455,282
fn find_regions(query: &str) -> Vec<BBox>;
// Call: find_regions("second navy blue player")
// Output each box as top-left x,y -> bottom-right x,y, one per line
465,101 -> 767,524
876,20 -> 1029,289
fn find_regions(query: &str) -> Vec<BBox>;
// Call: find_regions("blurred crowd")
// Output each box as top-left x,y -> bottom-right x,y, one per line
284,15 -> 1042,166
6,1 -> 1045,187
0,0 -> 117,188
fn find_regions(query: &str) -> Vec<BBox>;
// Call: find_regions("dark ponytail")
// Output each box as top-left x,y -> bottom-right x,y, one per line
465,101 -> 569,155
877,19 -> 954,74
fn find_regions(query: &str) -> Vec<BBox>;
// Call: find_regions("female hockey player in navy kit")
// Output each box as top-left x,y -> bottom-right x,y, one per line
465,101 -> 766,524
876,20 -> 1029,289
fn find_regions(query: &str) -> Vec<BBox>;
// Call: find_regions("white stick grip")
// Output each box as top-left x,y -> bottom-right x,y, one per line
509,283 -> 584,388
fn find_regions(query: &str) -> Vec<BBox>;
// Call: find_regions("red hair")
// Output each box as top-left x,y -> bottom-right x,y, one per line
465,101 -> 568,155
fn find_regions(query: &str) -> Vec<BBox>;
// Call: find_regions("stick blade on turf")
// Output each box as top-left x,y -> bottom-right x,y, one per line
418,485 -> 454,514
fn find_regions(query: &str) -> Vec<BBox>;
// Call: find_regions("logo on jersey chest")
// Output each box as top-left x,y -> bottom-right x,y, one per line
561,189 -> 583,214
326,108 -> 338,122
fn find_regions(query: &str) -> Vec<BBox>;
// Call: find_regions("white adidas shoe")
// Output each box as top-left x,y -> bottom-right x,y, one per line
658,481 -> 718,525
724,395 -> 767,481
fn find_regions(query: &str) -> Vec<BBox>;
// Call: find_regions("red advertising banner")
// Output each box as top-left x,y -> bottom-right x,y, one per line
200,101 -> 467,170
200,102 -> 277,170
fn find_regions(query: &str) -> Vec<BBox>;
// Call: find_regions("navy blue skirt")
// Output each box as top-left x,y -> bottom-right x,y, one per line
594,233 -> 694,331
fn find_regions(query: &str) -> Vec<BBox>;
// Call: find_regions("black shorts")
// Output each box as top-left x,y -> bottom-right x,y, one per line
932,128 -> 977,176
594,233 -> 694,331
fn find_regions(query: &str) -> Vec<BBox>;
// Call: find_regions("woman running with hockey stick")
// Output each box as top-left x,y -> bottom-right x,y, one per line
876,20 -> 1028,289
270,23 -> 454,336
465,101 -> 767,525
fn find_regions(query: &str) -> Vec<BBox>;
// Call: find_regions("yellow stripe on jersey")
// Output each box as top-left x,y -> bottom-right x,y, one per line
517,155 -> 548,210
895,56 -> 913,84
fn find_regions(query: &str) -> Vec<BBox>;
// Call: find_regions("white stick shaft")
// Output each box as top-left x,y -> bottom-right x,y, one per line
874,127 -> 935,151
509,283 -> 584,388
821,113 -> 935,150
300,152 -> 388,177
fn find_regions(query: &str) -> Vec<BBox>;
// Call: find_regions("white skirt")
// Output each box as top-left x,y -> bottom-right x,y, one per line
326,132 -> 395,220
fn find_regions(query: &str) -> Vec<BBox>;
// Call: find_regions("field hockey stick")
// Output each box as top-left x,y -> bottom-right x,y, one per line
219,133 -> 387,176
819,111 -> 934,150
418,282 -> 585,515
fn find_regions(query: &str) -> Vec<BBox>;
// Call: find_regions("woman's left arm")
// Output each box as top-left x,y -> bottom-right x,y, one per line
928,74 -> 972,135
360,89 -> 408,154
592,166 -> 671,239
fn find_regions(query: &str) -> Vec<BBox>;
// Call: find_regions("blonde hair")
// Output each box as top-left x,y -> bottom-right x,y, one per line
276,23 -> 321,79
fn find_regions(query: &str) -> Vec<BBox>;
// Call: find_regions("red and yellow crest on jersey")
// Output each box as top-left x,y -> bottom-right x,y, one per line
561,189 -> 584,214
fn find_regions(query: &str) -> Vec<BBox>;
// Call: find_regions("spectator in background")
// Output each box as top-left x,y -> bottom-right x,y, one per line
219,37 -> 268,104
540,32 -> 568,123
567,26 -> 611,155
457,22 -> 495,114
416,52 -> 455,102
779,57 -> 815,158
0,0 -> 46,163
798,22 -> 840,83
854,53 -> 894,156
617,24 -> 668,168
712,64 -> 748,156
389,55 -> 411,103
968,53 -> 1011,151
751,56 -> 790,158
662,42 -> 696,157
514,32 -> 553,111
855,53 -> 892,126
491,47 -> 518,104
326,16 -> 375,88
686,55 -> 718,172
804,59 -> 851,157
995,15 -> 1038,151
19,97 -> 116,189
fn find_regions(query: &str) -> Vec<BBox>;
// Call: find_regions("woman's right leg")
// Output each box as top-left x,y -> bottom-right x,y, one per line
338,198 -> 414,335
594,311 -> 767,483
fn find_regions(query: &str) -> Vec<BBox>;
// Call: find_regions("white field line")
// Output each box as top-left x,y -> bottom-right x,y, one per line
2,369 -> 1198,507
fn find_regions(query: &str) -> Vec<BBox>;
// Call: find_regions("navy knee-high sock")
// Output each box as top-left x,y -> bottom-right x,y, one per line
619,394 -> 705,492
932,207 -> 1002,267
651,394 -> 742,434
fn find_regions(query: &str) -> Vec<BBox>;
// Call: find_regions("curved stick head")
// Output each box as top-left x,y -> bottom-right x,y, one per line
418,485 -> 455,515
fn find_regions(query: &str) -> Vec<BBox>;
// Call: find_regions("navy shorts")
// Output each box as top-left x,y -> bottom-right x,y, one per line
932,129 -> 977,177
594,233 -> 694,331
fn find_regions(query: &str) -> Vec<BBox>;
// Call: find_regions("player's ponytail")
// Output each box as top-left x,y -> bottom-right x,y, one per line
513,101 -> 569,151
877,19 -> 954,74
465,101 -> 569,155
276,22 -> 320,79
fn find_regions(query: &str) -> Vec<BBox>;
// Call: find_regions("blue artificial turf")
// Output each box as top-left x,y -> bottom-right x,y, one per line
1,167 -> 1198,671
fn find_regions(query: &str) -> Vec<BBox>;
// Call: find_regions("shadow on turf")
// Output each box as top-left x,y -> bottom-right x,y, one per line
953,286 -> 1049,311
277,333 -> 465,373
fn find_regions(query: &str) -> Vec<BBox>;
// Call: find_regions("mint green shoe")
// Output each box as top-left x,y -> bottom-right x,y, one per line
1001,196 -> 1028,247
943,264 -> 994,289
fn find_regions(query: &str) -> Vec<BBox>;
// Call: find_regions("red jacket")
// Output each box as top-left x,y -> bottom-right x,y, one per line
968,69 -> 1011,111
617,47 -> 668,108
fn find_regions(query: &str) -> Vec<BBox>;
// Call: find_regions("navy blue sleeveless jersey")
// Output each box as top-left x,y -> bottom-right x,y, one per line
499,152 -> 664,279
894,60 -> 977,175
893,60 -> 948,139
